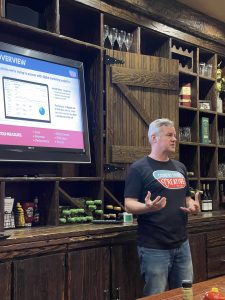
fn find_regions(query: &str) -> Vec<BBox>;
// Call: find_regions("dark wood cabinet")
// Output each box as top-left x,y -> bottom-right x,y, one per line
13,253 -> 65,300
67,241 -> 144,300
111,242 -> 144,300
68,246 -> 110,300
0,261 -> 11,300
189,233 -> 207,283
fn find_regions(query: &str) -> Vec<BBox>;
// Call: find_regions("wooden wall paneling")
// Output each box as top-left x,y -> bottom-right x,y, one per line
105,49 -> 179,179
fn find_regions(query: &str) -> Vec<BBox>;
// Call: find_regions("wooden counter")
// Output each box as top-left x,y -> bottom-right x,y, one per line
1,211 -> 225,300
137,275 -> 225,299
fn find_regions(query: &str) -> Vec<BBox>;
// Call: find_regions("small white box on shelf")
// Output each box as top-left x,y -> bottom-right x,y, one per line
4,197 -> 14,213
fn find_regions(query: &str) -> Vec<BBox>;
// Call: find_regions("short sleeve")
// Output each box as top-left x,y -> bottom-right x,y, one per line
124,166 -> 143,200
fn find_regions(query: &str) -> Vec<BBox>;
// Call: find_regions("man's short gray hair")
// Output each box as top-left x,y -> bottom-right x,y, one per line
148,118 -> 174,142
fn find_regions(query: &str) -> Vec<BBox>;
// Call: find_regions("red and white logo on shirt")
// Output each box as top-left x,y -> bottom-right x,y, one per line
153,170 -> 186,189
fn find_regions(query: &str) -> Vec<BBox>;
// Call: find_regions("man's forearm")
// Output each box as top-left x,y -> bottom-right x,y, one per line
125,198 -> 150,215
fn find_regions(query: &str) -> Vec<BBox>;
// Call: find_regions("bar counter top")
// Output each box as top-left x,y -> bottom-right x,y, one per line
137,275 -> 225,299
2,210 -> 225,245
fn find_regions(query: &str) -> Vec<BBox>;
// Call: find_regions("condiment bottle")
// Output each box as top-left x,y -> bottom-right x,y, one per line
182,280 -> 193,300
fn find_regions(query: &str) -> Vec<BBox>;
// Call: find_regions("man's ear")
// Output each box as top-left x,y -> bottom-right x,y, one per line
151,134 -> 158,143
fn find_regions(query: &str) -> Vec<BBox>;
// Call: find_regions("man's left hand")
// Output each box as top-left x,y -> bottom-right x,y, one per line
180,191 -> 201,214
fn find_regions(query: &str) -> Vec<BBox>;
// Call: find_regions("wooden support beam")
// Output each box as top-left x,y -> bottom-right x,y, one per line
112,66 -> 179,90
104,186 -> 125,211
112,145 -> 150,163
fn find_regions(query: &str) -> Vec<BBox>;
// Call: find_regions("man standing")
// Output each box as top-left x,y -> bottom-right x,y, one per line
124,118 -> 200,296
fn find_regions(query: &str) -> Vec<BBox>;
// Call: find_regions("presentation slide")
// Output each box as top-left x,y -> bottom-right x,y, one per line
3,77 -> 51,122
0,50 -> 85,149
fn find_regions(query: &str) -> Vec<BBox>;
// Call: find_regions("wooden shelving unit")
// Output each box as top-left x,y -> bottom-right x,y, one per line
0,0 -> 224,230
0,0 -> 225,299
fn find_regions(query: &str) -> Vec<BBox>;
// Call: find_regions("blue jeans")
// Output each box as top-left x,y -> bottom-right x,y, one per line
137,240 -> 193,296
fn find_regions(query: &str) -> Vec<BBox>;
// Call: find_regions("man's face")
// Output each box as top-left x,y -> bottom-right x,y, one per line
154,125 -> 177,153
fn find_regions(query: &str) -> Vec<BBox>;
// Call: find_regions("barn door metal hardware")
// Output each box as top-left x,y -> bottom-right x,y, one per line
104,54 -> 124,65
104,164 -> 125,173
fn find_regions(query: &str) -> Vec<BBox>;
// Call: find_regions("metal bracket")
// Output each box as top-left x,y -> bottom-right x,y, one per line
104,54 -> 124,65
104,164 -> 125,173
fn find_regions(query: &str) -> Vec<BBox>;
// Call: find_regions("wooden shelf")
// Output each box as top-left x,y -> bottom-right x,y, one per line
179,141 -> 198,146
199,109 -> 216,115
179,106 -> 198,111
171,45 -> 193,58
199,143 -> 217,148
179,68 -> 197,77
199,74 -> 216,82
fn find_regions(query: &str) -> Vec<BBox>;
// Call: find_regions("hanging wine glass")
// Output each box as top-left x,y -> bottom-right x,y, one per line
124,33 -> 133,52
108,27 -> 118,50
103,24 -> 109,46
117,30 -> 126,51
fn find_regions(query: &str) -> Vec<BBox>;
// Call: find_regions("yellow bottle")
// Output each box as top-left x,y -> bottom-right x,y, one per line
182,280 -> 193,300
15,202 -> 25,227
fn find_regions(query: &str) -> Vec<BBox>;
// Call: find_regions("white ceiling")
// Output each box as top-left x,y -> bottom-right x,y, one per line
176,0 -> 225,24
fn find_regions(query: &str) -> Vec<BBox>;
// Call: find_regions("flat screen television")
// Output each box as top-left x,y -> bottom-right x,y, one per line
0,42 -> 91,163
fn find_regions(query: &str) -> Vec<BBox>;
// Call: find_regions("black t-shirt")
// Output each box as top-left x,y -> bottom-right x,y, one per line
124,156 -> 191,249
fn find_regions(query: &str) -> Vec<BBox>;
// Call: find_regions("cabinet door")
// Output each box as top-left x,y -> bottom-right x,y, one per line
68,247 -> 110,300
0,261 -> 11,300
13,253 -> 65,300
105,49 -> 179,180
111,242 -> 144,300
189,233 -> 207,283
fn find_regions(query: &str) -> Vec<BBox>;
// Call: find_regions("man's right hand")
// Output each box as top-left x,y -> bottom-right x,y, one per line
145,191 -> 167,211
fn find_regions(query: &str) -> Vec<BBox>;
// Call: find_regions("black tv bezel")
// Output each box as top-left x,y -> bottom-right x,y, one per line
0,42 -> 91,163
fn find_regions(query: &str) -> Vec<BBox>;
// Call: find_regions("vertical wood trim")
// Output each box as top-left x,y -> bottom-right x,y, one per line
0,0 -> 5,17
47,0 -> 60,34
0,182 -> 5,231
134,27 -> 141,54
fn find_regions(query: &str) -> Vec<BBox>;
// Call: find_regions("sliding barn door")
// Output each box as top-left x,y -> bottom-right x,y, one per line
105,50 -> 179,179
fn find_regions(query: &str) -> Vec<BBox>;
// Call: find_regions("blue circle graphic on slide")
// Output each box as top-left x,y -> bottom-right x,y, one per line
39,107 -> 45,115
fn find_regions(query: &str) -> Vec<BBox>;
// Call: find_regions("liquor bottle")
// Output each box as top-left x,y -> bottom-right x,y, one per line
32,196 -> 40,226
206,184 -> 213,211
201,184 -> 209,212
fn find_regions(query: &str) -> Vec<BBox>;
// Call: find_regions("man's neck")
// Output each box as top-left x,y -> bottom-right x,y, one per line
149,152 -> 169,162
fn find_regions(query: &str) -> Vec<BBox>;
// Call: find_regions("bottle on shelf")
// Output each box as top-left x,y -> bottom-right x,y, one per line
206,184 -> 213,211
201,184 -> 209,212
201,184 -> 212,212
187,172 -> 195,177
32,196 -> 40,226
15,202 -> 25,227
